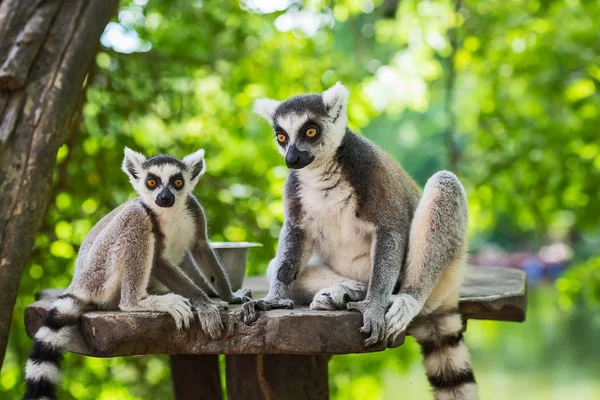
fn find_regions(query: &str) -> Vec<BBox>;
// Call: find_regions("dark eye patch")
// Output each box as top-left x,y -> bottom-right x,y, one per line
170,173 -> 185,190
145,174 -> 161,190
274,125 -> 288,146
297,120 -> 323,142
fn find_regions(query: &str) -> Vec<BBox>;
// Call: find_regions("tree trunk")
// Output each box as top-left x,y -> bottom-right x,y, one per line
0,0 -> 118,369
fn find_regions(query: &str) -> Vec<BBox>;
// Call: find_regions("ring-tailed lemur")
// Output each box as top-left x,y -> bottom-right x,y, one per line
243,83 -> 476,399
24,148 -> 252,400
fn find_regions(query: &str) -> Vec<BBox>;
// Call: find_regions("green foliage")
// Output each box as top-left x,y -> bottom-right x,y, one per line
2,0 -> 599,399
459,0 -> 600,238
557,256 -> 600,311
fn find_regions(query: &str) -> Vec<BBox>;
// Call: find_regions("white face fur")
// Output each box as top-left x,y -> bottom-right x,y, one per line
253,82 -> 350,170
122,148 -> 206,211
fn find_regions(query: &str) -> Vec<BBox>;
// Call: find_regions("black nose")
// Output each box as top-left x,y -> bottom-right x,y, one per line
285,145 -> 315,169
155,189 -> 175,208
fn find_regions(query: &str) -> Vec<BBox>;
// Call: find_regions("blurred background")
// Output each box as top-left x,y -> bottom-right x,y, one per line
2,0 -> 600,398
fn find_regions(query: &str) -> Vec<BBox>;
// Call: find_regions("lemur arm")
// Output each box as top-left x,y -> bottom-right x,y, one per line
347,228 -> 406,346
241,173 -> 312,324
266,172 -> 313,301
241,221 -> 313,324
266,221 -> 313,300
152,258 -> 214,307
152,258 -> 226,337
188,241 -> 252,303
186,195 -> 252,304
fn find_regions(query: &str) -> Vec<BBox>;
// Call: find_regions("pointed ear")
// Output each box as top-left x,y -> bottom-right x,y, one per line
253,98 -> 280,121
183,149 -> 206,180
322,82 -> 349,118
122,147 -> 146,181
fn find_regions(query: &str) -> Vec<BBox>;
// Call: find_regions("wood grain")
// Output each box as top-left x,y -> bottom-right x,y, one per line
225,355 -> 329,400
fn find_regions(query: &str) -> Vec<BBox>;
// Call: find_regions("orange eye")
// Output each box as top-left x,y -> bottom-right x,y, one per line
306,128 -> 317,137
146,179 -> 157,188
277,133 -> 287,143
173,179 -> 183,188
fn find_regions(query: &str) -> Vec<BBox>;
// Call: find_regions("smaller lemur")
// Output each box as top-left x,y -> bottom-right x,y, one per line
24,148 -> 252,400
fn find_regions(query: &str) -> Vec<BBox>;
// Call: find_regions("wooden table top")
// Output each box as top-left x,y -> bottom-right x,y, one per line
24,266 -> 526,357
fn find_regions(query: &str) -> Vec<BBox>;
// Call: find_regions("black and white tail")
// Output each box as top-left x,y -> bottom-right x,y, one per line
24,294 -> 85,400
410,310 -> 478,400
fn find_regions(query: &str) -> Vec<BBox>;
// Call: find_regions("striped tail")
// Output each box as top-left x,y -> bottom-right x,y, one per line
24,294 -> 84,400
410,310 -> 478,400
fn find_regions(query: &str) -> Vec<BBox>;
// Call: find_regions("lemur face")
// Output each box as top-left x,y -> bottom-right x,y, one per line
122,148 -> 206,209
254,82 -> 350,170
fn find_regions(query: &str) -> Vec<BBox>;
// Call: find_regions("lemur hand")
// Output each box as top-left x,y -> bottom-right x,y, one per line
211,299 -> 229,311
156,293 -> 196,331
347,300 -> 387,347
385,294 -> 421,347
240,296 -> 294,325
229,287 -> 253,304
191,298 -> 225,340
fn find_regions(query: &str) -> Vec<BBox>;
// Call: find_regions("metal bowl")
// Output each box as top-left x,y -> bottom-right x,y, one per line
211,242 -> 262,291
180,242 -> 262,293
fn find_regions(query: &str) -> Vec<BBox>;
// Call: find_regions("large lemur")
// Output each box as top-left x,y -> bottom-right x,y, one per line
24,148 -> 252,400
244,83 -> 476,399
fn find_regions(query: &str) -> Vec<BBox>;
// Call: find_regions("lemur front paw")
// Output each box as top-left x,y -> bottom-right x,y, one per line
385,294 -> 421,347
191,296 -> 228,311
211,299 -> 229,311
229,287 -> 253,304
240,297 -> 294,325
194,302 -> 224,340
347,300 -> 387,347
310,282 -> 367,310
160,293 -> 195,331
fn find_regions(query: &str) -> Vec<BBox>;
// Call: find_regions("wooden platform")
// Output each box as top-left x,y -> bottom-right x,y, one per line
24,266 -> 526,357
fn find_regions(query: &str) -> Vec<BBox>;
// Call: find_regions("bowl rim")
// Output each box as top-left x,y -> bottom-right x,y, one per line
209,241 -> 263,249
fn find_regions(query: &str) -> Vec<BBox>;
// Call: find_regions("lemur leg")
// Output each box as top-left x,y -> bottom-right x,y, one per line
385,171 -> 469,341
275,260 -> 367,310
117,239 -> 195,331
153,259 -> 224,340
385,171 -> 475,400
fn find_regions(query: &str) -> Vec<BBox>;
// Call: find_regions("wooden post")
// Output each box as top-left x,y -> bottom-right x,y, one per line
170,355 -> 223,400
225,354 -> 330,400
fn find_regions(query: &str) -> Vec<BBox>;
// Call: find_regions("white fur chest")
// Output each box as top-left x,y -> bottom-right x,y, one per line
156,208 -> 196,266
297,170 -> 374,283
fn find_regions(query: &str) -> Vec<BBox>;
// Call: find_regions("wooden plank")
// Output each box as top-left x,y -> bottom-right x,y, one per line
170,355 -> 222,400
225,355 -> 329,400
25,300 -> 387,356
241,266 -> 527,322
458,266 -> 527,322
25,266 -> 525,357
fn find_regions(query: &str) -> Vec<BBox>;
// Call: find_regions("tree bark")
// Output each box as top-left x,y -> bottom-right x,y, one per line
0,0 -> 118,369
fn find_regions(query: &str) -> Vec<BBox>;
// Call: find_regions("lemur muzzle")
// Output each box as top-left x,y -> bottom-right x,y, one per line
156,189 -> 175,207
285,145 -> 315,169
